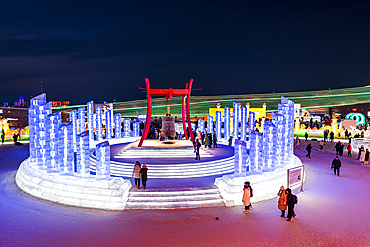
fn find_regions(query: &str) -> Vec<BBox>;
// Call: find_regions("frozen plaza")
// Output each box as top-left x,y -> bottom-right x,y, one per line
1,139 -> 370,246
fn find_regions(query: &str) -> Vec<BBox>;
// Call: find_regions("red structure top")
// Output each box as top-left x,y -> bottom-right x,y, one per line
138,78 -> 194,147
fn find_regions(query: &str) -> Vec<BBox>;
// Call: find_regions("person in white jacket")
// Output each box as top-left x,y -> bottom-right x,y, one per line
242,181 -> 253,214
132,161 -> 141,189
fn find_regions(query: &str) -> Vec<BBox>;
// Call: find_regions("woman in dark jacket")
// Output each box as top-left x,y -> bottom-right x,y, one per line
286,188 -> 296,222
140,163 -> 148,189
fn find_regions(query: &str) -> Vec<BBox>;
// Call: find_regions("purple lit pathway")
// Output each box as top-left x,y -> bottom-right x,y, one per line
0,141 -> 369,246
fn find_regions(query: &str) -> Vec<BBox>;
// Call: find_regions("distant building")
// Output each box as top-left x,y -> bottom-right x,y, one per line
0,107 -> 28,127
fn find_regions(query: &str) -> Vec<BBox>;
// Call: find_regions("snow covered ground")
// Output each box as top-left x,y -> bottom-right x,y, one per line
1,140 -> 370,246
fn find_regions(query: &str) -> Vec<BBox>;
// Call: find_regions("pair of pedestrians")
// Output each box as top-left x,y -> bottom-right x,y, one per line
132,161 -> 149,189
277,186 -> 297,222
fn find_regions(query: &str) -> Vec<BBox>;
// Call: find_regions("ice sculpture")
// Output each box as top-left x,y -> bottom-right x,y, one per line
215,111 -> 222,140
95,141 -> 110,180
87,101 -> 94,144
58,122 -> 74,175
207,115 -> 213,134
76,131 -> 90,177
240,106 -> 247,141
234,139 -> 248,177
46,112 -> 61,173
105,110 -> 112,139
224,107 -> 230,140
262,121 -> 277,171
69,110 -> 78,152
95,106 -> 103,141
133,122 -> 140,137
78,107 -> 85,134
198,118 -> 205,133
233,102 -> 239,139
114,113 -> 122,138
123,118 -> 130,138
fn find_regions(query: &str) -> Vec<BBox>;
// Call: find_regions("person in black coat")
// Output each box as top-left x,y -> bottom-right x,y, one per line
140,163 -> 148,189
306,143 -> 312,158
334,141 -> 341,155
285,188 -> 296,221
195,139 -> 201,160
331,156 -> 341,177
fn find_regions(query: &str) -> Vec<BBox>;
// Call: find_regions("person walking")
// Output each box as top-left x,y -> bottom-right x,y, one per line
1,129 -> 5,145
304,132 -> 309,141
242,181 -> 253,214
330,131 -> 334,142
331,156 -> 341,177
365,149 -> 370,166
140,163 -> 148,189
323,130 -> 328,142
358,145 -> 365,160
339,142 -> 344,156
132,161 -> 141,189
204,134 -> 209,148
208,133 -> 213,148
277,186 -> 287,217
334,141 -> 341,155
195,139 -> 201,160
286,188 -> 296,222
213,134 -> 217,148
306,143 -> 312,158
347,144 -> 352,157
318,140 -> 324,151
294,137 -> 300,149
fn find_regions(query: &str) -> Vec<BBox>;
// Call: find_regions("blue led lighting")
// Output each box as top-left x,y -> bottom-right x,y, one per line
123,118 -> 130,137
224,107 -> 230,140
215,111 -> 222,140
114,113 -> 122,138
95,106 -> 103,141
207,115 -> 213,134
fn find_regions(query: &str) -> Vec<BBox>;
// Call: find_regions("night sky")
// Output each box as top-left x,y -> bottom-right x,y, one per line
1,0 -> 370,105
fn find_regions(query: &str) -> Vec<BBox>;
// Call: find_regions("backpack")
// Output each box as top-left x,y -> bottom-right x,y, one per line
293,195 -> 298,204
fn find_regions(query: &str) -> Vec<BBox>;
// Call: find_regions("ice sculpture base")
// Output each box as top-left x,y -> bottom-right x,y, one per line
215,155 -> 304,207
15,158 -> 131,210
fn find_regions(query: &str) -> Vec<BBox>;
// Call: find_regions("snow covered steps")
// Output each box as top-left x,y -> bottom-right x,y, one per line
125,186 -> 225,209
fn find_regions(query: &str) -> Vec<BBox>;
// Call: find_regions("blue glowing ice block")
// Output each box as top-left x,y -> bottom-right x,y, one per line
249,130 -> 263,174
215,111 -> 222,140
114,113 -> 122,138
207,115 -> 213,134
29,93 -> 46,165
95,141 -> 110,180
240,106 -> 247,141
95,106 -> 103,141
233,102 -> 239,139
87,101 -> 94,144
69,110 -> 78,152
46,112 -> 61,173
234,139 -> 248,177
123,118 -> 130,137
76,131 -> 90,178
58,122 -> 74,175
198,118 -> 205,133
262,121 -> 277,171
36,102 -> 52,170
272,112 -> 286,167
249,111 -> 255,133
78,107 -> 85,134
105,110 -> 112,139
133,122 -> 140,137
224,107 -> 230,140
278,97 -> 295,163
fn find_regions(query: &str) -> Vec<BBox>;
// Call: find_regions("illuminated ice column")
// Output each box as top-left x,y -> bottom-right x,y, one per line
105,110 -> 112,139
95,106 -> 103,141
58,122 -> 74,175
76,131 -> 90,178
207,115 -> 214,135
249,111 -> 255,133
78,107 -> 86,134
133,122 -> 140,137
123,118 -> 130,137
114,114 -> 122,138
249,131 -> 263,174
96,141 -> 110,180
262,121 -> 277,172
272,112 -> 286,167
278,97 -> 295,162
240,106 -> 247,141
234,139 -> 248,177
215,111 -> 222,140
233,102 -> 239,139
37,102 -> 52,170
69,110 -> 77,152
29,93 -> 47,165
87,101 -> 94,144
224,107 -> 230,140
46,112 -> 61,173
198,118 -> 205,133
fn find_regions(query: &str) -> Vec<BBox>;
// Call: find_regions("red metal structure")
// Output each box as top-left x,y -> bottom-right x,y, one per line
138,78 -> 194,147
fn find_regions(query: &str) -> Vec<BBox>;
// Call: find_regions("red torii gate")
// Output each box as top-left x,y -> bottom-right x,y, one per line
138,78 -> 195,147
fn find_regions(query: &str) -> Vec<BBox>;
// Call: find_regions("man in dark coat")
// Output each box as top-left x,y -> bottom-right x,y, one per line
306,143 -> 312,158
286,188 -> 296,222
334,141 -> 341,155
195,139 -> 201,160
331,156 -> 341,177
339,142 -> 344,156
